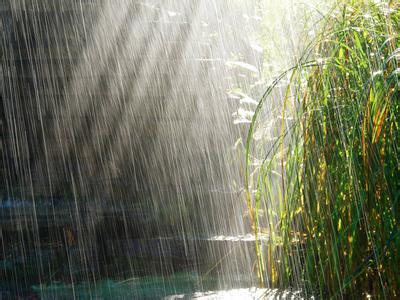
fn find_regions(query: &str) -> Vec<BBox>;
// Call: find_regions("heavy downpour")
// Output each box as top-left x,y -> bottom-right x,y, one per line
0,0 -> 399,299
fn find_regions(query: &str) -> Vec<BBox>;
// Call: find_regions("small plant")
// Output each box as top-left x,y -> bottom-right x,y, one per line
246,0 -> 400,297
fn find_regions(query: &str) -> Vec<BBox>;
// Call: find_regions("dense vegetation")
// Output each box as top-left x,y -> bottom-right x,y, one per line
246,0 -> 400,297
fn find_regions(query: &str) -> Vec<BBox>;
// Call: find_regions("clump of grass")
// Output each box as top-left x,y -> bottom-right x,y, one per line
245,0 -> 400,297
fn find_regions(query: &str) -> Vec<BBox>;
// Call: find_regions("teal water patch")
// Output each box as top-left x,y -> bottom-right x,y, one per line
33,272 -> 219,299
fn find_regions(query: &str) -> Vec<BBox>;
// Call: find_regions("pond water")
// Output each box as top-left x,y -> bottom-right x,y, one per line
1,260 -> 300,299
1,228 -> 302,299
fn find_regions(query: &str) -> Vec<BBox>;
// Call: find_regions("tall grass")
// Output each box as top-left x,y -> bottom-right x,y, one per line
245,0 -> 400,297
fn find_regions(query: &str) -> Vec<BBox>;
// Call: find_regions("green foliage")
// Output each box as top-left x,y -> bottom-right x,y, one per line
246,0 -> 400,297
